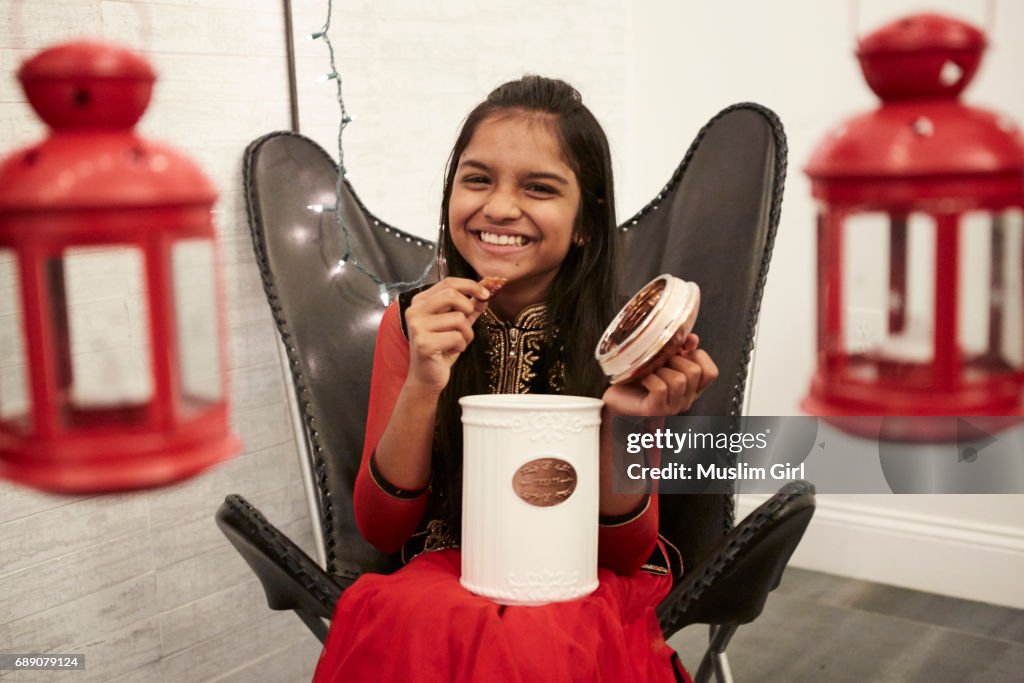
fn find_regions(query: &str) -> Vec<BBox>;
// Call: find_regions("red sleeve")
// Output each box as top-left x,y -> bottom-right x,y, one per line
598,496 -> 659,575
597,417 -> 663,574
353,303 -> 430,553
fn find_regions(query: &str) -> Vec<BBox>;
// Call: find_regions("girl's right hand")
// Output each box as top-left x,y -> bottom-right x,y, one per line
404,277 -> 491,393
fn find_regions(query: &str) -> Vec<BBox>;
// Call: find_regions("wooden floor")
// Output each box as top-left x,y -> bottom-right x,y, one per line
667,567 -> 1024,682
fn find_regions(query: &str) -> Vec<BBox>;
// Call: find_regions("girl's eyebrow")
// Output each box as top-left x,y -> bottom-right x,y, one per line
459,159 -> 570,186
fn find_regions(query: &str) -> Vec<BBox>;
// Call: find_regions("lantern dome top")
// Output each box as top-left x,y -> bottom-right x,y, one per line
857,13 -> 985,101
805,100 -> 1024,181
806,12 -> 1024,186
18,41 -> 156,130
0,42 -> 214,213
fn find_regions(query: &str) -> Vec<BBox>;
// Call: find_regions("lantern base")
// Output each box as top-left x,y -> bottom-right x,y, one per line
804,363 -> 1024,442
802,392 -> 1022,442
0,432 -> 240,494
806,411 -> 1020,443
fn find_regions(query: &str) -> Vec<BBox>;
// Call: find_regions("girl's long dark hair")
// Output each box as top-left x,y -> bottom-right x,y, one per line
432,75 -> 620,530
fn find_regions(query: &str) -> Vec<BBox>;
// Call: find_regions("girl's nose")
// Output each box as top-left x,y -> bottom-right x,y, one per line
483,191 -> 522,222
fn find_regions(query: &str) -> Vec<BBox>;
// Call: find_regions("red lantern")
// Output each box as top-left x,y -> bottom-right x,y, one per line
0,41 -> 240,492
803,14 -> 1024,441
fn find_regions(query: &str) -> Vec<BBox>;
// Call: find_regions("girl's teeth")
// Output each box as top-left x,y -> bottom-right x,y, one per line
480,232 -> 526,246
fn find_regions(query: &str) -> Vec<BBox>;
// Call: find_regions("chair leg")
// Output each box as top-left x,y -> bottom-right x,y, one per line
694,624 -> 737,683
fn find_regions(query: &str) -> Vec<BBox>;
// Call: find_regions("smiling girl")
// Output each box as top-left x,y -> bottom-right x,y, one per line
313,76 -> 717,683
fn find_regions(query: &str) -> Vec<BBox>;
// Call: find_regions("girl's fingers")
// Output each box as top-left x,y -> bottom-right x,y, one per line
420,311 -> 475,344
655,365 -> 689,412
420,277 -> 491,300
700,356 -> 718,392
437,277 -> 492,302
415,288 -> 478,316
688,349 -> 718,392
682,361 -> 703,405
667,350 -> 717,396
412,278 -> 490,316
681,333 -> 699,353
413,330 -> 469,357
639,372 -> 670,412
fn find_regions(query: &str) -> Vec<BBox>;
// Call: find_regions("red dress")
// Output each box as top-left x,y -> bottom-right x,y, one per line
313,303 -> 690,682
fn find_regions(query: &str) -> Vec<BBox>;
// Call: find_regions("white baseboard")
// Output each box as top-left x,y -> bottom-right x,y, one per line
737,494 -> 1024,609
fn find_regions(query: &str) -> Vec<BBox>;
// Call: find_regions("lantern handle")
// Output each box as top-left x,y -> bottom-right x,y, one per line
985,0 -> 997,36
848,0 -> 997,45
848,0 -> 860,47
8,0 -> 153,51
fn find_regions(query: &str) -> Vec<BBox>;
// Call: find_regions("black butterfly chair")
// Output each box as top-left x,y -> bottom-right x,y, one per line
217,103 -> 815,683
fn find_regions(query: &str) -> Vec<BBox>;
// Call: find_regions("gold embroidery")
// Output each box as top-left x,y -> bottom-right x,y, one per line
640,534 -> 683,578
401,518 -> 460,564
548,342 -> 566,393
423,518 -> 457,552
480,302 -> 555,394
659,533 -> 685,579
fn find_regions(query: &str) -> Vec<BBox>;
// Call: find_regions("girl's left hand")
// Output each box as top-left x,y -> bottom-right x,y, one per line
601,334 -> 719,417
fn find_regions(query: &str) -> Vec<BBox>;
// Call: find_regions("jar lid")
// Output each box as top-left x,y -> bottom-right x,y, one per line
595,274 -> 700,385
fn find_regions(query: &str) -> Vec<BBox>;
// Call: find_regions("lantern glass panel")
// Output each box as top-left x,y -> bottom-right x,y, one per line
0,249 -> 31,431
842,211 -> 888,360
1003,209 -> 1024,369
959,208 -> 1024,377
172,239 -> 222,411
959,211 -> 992,363
889,213 -> 937,365
61,247 -> 153,409
842,212 -> 937,379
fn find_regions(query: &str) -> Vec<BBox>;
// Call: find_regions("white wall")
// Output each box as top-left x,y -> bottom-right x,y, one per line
622,0 -> 1024,607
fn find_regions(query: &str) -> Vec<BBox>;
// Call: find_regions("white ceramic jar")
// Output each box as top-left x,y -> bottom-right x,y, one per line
459,394 -> 603,605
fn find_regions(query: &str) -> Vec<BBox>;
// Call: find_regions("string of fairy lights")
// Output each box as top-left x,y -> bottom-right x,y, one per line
306,0 -> 433,305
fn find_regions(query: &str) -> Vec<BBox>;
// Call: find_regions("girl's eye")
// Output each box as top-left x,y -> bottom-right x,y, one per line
463,175 -> 490,186
526,183 -> 557,196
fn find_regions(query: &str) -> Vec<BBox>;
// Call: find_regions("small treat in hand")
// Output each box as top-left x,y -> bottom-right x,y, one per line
479,276 -> 508,298
595,274 -> 700,384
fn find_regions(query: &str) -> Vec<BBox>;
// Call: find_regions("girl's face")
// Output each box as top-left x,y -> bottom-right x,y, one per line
448,113 -> 581,308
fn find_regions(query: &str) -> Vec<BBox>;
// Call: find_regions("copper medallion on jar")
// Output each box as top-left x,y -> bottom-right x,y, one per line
512,457 -> 578,507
